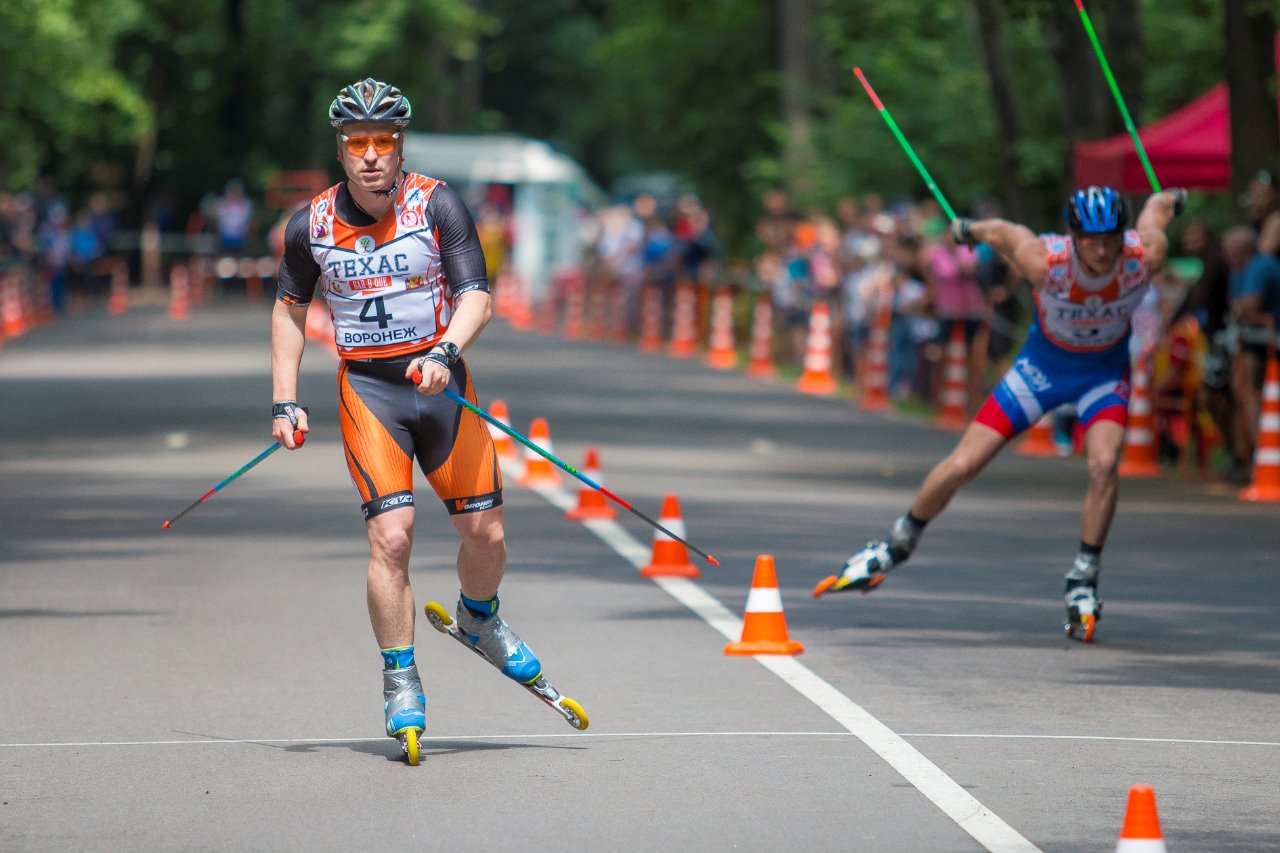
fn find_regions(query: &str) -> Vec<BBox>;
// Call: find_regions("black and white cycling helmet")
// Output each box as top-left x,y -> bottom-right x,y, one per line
328,78 -> 412,127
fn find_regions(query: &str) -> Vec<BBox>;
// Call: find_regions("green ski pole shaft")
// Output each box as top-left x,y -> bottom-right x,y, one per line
853,67 -> 958,222
1074,0 -> 1162,192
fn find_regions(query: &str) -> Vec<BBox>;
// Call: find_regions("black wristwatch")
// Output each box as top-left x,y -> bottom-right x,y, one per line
431,340 -> 460,366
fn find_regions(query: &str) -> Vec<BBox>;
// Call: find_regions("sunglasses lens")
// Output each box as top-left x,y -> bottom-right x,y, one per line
343,134 -> 398,155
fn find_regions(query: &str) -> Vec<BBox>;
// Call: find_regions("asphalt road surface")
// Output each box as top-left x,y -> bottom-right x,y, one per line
3,301 -> 1277,851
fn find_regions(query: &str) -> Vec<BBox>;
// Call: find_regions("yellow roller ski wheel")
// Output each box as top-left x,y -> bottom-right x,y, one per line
423,600 -> 453,630
561,697 -> 589,731
404,728 -> 420,766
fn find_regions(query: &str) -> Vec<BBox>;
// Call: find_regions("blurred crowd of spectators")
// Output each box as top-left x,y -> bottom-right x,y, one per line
11,165 -> 1280,486
1161,170 -> 1280,482
589,192 -> 720,329
750,190 -> 1016,409
581,178 -> 1280,485
0,180 -> 116,313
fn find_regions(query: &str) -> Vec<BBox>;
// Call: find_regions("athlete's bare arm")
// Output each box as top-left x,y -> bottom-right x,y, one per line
1135,191 -> 1180,274
271,207 -> 318,449
270,299 -> 312,448
967,219 -> 1048,288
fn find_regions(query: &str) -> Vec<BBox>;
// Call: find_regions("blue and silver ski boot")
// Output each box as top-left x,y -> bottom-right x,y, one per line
454,601 -> 543,685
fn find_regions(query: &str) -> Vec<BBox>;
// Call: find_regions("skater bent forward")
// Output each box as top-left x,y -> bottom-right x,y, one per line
813,185 -> 1185,642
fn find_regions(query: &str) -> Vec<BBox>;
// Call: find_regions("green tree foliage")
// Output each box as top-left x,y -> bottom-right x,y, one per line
0,0 -> 152,189
586,1 -> 777,230
5,0 -> 1268,249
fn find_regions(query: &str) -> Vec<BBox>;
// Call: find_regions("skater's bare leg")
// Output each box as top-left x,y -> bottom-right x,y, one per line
366,507 -> 416,649
910,422 -> 1008,520
1081,419 -> 1125,546
816,421 -> 1007,597
365,508 -> 426,745
451,505 -> 507,600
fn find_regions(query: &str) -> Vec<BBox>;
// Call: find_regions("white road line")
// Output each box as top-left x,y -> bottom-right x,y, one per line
4,732 -> 1276,749
900,733 -> 1280,747
527,480 -> 1040,853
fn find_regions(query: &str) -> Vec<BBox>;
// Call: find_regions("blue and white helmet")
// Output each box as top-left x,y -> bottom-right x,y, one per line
328,78 -> 412,128
1064,186 -> 1129,235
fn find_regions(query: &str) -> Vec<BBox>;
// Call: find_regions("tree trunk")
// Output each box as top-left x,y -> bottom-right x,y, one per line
1098,0 -> 1145,136
457,0 -> 482,130
224,0 -> 246,162
1042,1 -> 1110,195
1224,0 -> 1279,210
972,0 -> 1034,223
776,0 -> 815,195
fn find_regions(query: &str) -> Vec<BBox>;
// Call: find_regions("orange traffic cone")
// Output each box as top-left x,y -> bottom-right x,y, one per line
534,294 -> 558,335
1114,785 -> 1166,853
187,257 -> 209,305
587,277 -> 609,340
668,282 -> 699,358
639,494 -> 700,578
562,275 -> 586,340
705,287 -> 738,369
565,448 -> 618,520
724,555 -> 804,656
106,258 -> 129,316
240,257 -> 264,300
1119,360 -> 1161,477
494,268 -> 515,320
486,399 -> 518,461
517,418 -> 561,487
796,301 -> 839,395
505,271 -> 534,332
1017,413 -> 1059,457
933,323 -> 969,430
858,300 -> 892,410
1,275 -> 21,340
745,294 -> 777,378
1241,352 -> 1280,502
167,264 -> 190,321
638,285 -> 663,352
609,279 -> 631,344
19,277 -> 37,331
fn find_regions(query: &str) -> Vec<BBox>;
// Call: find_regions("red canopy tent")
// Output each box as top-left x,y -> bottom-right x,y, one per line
1073,38 -> 1279,192
1073,85 -> 1235,191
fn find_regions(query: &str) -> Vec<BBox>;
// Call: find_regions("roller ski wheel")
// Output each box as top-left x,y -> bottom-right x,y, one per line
1064,585 -> 1102,643
1066,613 -> 1097,643
399,728 -> 421,766
423,600 -> 589,731
812,541 -> 892,598
383,663 -> 426,766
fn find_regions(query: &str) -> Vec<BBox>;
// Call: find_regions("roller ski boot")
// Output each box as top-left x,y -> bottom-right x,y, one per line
813,514 -> 921,598
423,599 -> 589,731
1063,556 -> 1103,643
383,664 -> 426,766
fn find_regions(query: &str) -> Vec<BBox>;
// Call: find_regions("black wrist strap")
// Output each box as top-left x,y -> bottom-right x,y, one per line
418,352 -> 451,371
271,401 -> 308,427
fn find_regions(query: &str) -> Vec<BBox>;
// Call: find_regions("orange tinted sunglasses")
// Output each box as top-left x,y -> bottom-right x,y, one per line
340,132 -> 401,156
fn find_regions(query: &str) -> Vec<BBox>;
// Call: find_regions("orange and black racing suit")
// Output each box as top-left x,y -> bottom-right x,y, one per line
277,175 -> 500,520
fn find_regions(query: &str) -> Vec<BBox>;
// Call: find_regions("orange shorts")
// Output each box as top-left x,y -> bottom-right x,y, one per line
337,356 -> 502,520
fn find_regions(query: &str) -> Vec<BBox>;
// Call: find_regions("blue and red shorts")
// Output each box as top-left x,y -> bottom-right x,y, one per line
975,338 -> 1131,439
